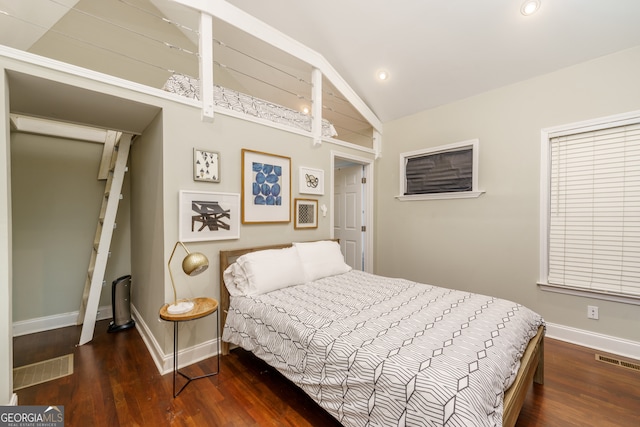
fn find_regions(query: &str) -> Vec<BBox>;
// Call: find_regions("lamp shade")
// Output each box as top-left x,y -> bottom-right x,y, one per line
182,251 -> 209,276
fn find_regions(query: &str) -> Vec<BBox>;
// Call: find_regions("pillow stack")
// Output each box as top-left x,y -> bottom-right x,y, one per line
223,240 -> 351,296
293,240 -> 352,282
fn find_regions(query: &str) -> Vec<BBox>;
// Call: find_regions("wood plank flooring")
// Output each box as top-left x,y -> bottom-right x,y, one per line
13,320 -> 640,426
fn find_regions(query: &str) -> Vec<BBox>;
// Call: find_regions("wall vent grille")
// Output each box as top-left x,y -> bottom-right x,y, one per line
595,354 -> 640,372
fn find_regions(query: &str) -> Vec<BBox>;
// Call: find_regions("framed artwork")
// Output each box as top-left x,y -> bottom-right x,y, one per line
179,190 -> 240,242
299,166 -> 324,195
242,149 -> 291,224
294,198 -> 318,229
193,148 -> 220,182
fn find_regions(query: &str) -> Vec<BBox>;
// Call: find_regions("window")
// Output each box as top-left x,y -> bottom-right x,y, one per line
397,139 -> 483,200
540,111 -> 640,304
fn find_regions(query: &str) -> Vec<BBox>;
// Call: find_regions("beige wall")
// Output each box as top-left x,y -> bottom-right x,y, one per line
10,132 -> 131,321
129,110 -> 166,349
375,46 -> 640,343
152,101 -> 360,351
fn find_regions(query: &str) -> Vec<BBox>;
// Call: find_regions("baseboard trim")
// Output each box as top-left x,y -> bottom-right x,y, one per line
545,322 -> 640,360
157,337 -> 220,375
130,304 -> 165,375
12,305 -> 113,337
8,393 -> 18,406
131,304 -> 220,375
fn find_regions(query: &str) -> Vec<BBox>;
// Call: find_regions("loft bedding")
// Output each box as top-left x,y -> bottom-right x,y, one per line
162,73 -> 338,138
222,243 -> 544,427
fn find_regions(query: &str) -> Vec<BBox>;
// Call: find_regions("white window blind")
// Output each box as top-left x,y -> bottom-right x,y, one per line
548,123 -> 640,297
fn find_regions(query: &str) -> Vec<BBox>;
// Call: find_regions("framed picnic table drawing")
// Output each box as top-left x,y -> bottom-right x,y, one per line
179,191 -> 240,242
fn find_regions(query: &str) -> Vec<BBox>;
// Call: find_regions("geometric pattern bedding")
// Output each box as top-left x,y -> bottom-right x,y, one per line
163,73 -> 338,138
223,270 -> 544,427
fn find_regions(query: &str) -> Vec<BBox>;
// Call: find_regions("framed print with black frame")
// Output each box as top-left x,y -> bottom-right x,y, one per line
294,198 -> 318,229
241,149 -> 291,224
193,148 -> 220,182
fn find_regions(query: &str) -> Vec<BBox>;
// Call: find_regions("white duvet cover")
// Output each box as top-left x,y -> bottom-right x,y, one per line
223,270 -> 543,427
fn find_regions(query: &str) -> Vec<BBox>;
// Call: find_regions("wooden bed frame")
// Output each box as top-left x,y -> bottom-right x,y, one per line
218,243 -> 544,427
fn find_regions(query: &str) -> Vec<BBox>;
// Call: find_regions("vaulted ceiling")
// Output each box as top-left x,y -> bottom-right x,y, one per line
2,0 -> 640,126
224,0 -> 640,122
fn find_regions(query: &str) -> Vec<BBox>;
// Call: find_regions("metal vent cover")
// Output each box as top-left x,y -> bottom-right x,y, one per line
595,354 -> 640,372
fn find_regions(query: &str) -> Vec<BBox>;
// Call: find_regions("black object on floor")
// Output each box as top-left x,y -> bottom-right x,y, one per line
108,274 -> 135,333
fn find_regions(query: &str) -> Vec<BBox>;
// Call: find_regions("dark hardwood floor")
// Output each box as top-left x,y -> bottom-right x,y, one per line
13,320 -> 640,426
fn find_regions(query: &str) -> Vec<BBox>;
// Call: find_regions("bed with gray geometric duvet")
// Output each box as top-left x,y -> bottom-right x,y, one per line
222,269 -> 544,427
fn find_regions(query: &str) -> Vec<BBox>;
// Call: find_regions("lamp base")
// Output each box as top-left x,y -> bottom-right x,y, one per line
167,300 -> 195,315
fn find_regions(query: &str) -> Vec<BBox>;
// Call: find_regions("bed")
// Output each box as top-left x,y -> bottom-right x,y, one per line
163,73 -> 338,138
219,241 -> 544,427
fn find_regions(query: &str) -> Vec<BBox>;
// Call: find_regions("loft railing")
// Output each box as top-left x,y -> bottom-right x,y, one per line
0,0 -> 382,155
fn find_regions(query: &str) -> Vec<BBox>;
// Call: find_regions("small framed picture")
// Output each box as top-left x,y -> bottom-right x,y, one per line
194,148 -> 220,182
179,190 -> 240,242
242,149 -> 291,224
294,198 -> 318,229
299,167 -> 324,195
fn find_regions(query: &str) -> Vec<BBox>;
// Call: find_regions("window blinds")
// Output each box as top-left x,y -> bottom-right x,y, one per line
549,123 -> 640,297
405,148 -> 472,195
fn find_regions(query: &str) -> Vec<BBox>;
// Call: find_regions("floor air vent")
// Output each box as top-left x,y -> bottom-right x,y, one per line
13,354 -> 74,391
595,354 -> 640,372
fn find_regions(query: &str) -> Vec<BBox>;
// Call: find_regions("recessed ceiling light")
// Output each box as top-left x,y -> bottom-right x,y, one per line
376,69 -> 390,81
521,0 -> 541,16
302,106 -> 310,115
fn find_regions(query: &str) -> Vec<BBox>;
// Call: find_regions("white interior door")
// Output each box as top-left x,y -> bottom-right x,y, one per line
334,164 -> 363,270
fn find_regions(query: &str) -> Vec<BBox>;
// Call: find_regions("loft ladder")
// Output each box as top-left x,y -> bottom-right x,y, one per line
77,131 -> 133,346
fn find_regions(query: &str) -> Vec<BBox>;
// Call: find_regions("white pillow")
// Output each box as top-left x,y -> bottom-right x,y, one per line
222,262 -> 250,297
293,240 -> 351,282
223,247 -> 306,296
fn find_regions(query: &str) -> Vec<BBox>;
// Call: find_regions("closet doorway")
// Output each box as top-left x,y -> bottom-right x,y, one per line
6,71 -> 160,342
9,116 -> 131,339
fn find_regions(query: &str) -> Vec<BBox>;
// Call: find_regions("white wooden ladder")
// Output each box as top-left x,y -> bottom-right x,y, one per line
77,131 -> 132,345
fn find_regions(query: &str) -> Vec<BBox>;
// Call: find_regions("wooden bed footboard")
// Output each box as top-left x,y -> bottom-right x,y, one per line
503,325 -> 545,427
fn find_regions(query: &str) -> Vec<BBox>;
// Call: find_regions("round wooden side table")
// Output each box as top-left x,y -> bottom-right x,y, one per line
159,297 -> 220,397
